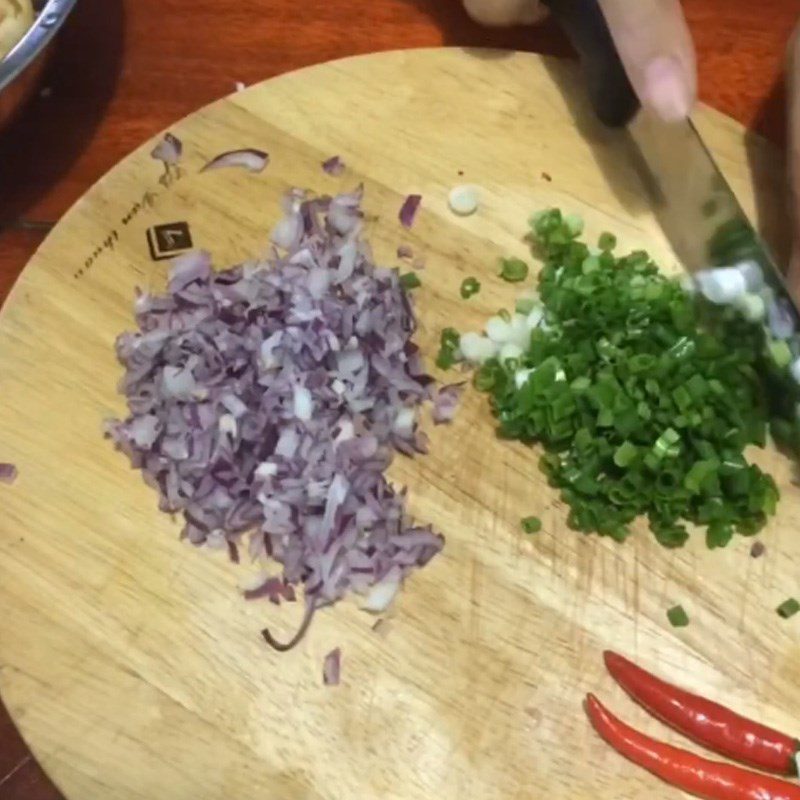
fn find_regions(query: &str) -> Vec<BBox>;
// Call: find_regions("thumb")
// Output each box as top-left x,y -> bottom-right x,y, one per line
598,0 -> 696,122
462,0 -> 546,27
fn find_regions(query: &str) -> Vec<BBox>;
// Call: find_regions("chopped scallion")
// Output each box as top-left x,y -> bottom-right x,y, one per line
435,350 -> 455,370
598,232 -> 617,251
499,257 -> 529,283
667,605 -> 690,628
460,277 -> 481,299
564,214 -> 584,237
777,598 -> 800,619
435,327 -> 461,370
521,516 -> 542,534
399,272 -> 421,290
516,297 -> 537,315
472,210 -> 795,550
441,327 -> 460,350
613,441 -> 638,468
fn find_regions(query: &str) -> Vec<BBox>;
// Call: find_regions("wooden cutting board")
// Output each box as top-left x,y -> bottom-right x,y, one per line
0,48 -> 798,800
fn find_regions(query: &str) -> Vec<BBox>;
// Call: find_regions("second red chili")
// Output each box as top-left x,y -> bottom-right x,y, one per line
604,651 -> 799,775
586,694 -> 800,800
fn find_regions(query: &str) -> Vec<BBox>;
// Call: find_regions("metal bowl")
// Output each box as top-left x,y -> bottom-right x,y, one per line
0,0 -> 78,128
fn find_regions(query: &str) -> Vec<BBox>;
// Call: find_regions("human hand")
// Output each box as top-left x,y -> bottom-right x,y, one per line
465,2 -> 800,299
462,0 -> 696,122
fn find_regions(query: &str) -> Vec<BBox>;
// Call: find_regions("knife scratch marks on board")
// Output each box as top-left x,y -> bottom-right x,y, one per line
737,559 -> 755,633
468,555 -> 482,639
626,546 -> 640,654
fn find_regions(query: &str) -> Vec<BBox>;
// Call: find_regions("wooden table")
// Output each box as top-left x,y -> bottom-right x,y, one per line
0,1 -> 796,797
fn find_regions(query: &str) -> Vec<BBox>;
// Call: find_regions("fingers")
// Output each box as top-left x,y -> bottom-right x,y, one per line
462,0 -> 546,27
598,0 -> 696,122
788,21 -> 800,298
463,1 -> 694,120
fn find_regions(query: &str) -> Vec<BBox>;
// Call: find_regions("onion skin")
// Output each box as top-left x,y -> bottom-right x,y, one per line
201,148 -> 269,173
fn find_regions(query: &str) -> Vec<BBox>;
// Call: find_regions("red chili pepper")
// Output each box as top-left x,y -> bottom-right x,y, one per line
586,694 -> 800,800
604,651 -> 799,775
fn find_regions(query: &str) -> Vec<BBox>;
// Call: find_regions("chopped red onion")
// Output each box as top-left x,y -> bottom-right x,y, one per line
323,647 -> 341,686
322,156 -> 346,176
107,187 -> 443,649
242,574 -> 296,604
399,194 -> 422,229
372,617 -> 385,632
361,566 -> 402,613
432,383 -> 465,425
201,148 -> 269,174
0,463 -> 18,484
151,133 -> 183,167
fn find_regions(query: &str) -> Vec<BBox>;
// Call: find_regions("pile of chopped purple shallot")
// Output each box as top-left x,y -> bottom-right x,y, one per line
106,187 -> 447,649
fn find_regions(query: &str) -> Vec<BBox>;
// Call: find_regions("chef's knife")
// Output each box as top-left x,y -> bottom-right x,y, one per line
542,0 -> 800,331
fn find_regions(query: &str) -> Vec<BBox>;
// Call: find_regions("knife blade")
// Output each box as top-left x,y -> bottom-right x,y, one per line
543,0 -> 800,337
628,111 -> 800,321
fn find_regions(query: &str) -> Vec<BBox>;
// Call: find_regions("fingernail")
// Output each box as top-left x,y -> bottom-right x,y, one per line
643,56 -> 691,122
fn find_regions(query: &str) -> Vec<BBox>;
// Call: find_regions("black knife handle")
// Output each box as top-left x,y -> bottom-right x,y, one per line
542,0 -> 640,127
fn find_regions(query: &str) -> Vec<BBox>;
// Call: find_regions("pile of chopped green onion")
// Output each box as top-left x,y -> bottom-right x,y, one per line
468,209 -> 799,548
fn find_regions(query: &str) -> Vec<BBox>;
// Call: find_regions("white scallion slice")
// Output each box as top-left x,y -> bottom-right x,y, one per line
447,185 -> 479,217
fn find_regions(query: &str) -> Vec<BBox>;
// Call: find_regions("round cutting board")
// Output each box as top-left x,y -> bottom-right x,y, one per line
0,48 -> 798,800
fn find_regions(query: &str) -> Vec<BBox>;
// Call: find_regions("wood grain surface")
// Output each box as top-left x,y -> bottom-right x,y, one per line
1,48 -> 798,800
0,1 -> 798,797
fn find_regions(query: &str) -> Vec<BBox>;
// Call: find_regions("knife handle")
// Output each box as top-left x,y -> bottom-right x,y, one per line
542,0 -> 640,127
